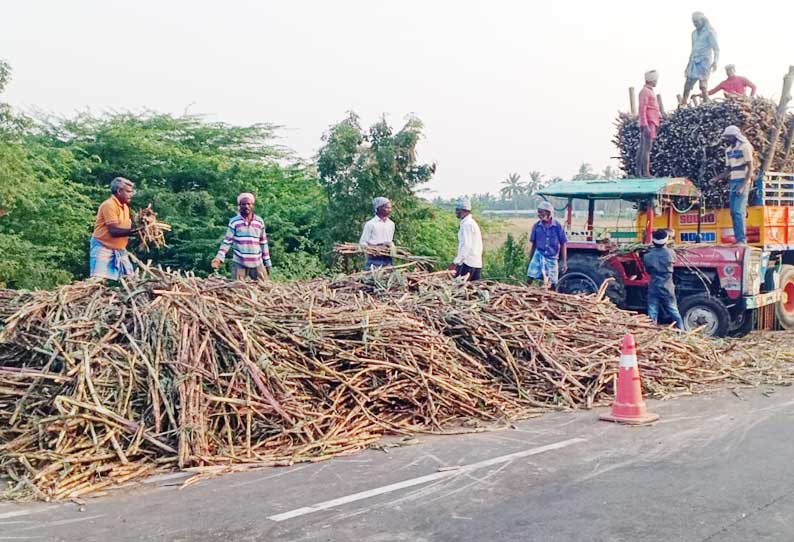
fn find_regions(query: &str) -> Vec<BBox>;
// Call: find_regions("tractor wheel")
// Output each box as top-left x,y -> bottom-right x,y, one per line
728,309 -> 756,338
557,255 -> 626,307
775,264 -> 794,330
678,294 -> 731,337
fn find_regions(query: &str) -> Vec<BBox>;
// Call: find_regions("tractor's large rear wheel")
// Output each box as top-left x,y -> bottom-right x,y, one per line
557,255 -> 626,307
775,264 -> 794,330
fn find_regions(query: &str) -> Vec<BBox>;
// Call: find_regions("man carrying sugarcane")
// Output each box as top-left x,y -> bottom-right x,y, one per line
643,229 -> 684,329
89,177 -> 138,281
211,192 -> 272,280
359,197 -> 395,270
448,197 -> 483,281
708,126 -> 754,245
637,70 -> 661,178
527,201 -> 568,290
682,11 -> 719,105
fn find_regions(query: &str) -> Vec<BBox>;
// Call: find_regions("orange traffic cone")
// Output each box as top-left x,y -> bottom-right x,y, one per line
599,334 -> 659,425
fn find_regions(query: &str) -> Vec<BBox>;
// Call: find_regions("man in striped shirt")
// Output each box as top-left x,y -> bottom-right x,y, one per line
709,126 -> 754,244
211,192 -> 272,280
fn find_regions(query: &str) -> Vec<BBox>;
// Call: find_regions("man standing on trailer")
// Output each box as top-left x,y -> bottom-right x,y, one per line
359,197 -> 395,270
527,201 -> 568,290
705,64 -> 757,98
682,11 -> 719,104
643,229 -> 684,329
708,126 -> 754,245
448,197 -> 483,281
637,70 -> 661,178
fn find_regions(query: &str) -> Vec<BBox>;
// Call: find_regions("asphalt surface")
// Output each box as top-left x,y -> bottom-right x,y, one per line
2,386 -> 794,542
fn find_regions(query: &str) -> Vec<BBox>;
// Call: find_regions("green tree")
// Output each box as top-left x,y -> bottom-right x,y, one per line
317,112 -> 436,250
572,163 -> 598,181
499,172 -> 523,211
483,233 -> 527,283
602,165 -> 620,179
525,171 -> 545,196
0,62 -> 95,288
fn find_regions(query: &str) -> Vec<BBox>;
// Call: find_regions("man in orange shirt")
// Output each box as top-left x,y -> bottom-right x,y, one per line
89,177 -> 138,280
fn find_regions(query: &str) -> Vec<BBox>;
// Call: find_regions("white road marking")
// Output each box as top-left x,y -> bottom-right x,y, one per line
0,508 -> 53,521
16,515 -> 104,531
141,472 -> 191,485
267,437 -> 586,522
227,465 -> 310,489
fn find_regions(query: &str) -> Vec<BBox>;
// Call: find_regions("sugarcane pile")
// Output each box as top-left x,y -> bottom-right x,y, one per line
133,204 -> 171,251
614,97 -> 794,206
333,242 -> 436,269
0,289 -> 31,329
1,267 -> 792,501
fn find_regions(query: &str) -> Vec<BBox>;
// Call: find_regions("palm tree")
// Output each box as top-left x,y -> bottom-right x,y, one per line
572,163 -> 598,181
525,170 -> 546,205
602,165 -> 620,179
500,173 -> 523,211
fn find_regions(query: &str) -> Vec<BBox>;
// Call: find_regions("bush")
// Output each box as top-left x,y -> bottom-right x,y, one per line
483,233 -> 527,283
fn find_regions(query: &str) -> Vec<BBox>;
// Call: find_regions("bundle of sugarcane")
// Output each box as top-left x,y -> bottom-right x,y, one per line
134,204 -> 171,251
1,267 -> 792,500
614,97 -> 794,207
333,242 -> 436,269
0,289 -> 32,328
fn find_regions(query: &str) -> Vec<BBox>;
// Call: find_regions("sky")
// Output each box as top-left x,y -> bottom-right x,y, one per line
2,0 -> 792,198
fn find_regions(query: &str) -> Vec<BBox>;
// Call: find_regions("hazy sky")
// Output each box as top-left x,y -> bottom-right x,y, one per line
2,0 -> 792,197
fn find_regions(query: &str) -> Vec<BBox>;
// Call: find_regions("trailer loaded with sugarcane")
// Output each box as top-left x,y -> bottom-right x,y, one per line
538,67 -> 794,337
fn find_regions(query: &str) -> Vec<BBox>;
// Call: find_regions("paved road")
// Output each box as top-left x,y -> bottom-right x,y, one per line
2,386 -> 794,542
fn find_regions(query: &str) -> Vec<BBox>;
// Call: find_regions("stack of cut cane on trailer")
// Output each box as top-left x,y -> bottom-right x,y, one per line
615,67 -> 794,207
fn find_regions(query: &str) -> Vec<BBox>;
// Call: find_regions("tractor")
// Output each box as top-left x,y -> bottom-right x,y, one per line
537,176 -> 783,337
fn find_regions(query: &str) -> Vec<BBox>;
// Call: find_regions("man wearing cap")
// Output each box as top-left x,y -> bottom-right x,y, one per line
90,177 -> 139,281
682,11 -> 719,104
359,197 -> 395,270
211,192 -> 272,280
448,197 -> 483,280
708,126 -> 754,244
705,64 -> 756,98
637,70 -> 661,178
527,201 -> 568,289
642,229 -> 684,329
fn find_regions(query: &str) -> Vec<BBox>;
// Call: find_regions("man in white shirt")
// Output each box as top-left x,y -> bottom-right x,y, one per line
448,197 -> 483,280
359,196 -> 395,270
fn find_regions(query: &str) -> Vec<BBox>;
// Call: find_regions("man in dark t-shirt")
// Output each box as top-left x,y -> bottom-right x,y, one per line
642,229 -> 684,329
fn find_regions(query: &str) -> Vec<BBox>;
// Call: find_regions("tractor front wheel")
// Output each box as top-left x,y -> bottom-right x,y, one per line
678,294 -> 731,337
557,255 -> 626,307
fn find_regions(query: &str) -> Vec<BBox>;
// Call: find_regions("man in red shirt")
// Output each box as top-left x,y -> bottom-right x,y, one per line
706,64 -> 757,98
637,70 -> 661,178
